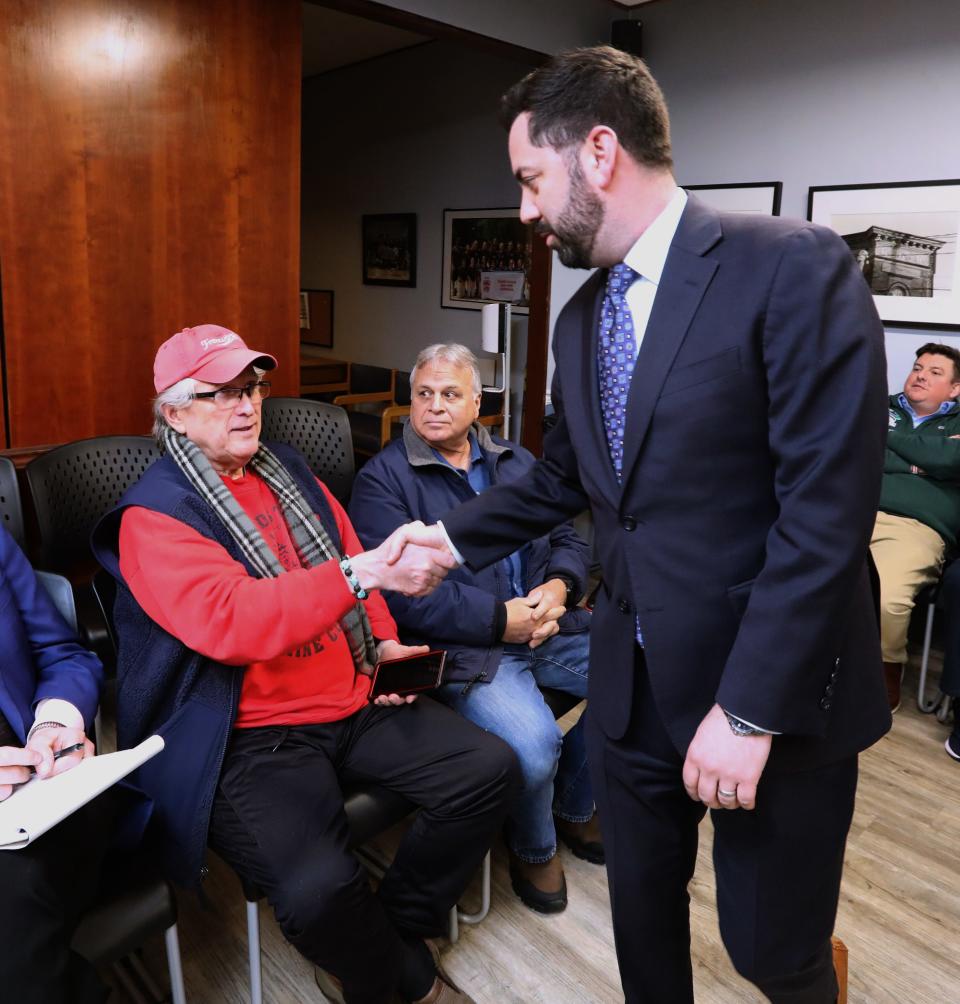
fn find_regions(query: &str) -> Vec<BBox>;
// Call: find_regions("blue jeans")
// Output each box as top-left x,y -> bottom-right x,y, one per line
436,630 -> 592,863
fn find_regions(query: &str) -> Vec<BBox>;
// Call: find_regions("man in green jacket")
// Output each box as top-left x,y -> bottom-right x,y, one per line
872,342 -> 960,711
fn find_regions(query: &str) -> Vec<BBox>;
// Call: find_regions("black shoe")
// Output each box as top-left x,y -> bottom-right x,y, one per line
508,857 -> 567,914
883,662 -> 903,714
555,815 -> 605,865
946,730 -> 960,762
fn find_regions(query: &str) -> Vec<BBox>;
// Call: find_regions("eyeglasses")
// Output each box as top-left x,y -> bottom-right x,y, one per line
192,380 -> 272,409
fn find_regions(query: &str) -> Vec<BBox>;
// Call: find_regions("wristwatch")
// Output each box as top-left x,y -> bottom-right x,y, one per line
723,710 -> 768,737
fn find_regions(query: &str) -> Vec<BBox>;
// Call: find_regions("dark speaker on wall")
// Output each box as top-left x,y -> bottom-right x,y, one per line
611,19 -> 643,57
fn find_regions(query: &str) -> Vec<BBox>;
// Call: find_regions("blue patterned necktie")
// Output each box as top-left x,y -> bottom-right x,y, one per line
598,263 -> 640,482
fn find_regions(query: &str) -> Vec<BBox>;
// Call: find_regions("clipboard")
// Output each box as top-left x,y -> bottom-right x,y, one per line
0,734 -> 164,849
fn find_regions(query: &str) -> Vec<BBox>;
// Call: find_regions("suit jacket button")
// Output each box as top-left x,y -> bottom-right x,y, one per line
622,516 -> 637,531
618,598 -> 632,614
819,697 -> 832,710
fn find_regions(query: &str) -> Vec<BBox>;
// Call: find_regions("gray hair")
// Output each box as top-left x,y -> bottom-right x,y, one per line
151,377 -> 196,443
411,343 -> 482,395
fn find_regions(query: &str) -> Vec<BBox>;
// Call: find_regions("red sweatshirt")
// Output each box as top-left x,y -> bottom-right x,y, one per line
119,471 -> 398,728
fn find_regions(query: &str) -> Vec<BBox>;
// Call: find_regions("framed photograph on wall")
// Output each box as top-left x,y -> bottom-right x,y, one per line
299,289 -> 334,348
808,179 -> 960,330
362,213 -> 417,287
442,208 -> 533,313
684,182 -> 782,215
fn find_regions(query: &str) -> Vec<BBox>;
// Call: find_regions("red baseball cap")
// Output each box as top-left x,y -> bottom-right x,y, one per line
153,324 -> 278,393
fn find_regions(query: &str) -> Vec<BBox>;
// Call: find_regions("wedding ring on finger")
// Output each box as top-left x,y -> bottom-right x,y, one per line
717,787 -> 738,800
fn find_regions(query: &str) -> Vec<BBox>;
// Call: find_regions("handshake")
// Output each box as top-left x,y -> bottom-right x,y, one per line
348,521 -> 457,596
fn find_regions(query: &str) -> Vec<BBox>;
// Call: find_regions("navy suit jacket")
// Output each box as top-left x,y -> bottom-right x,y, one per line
0,527 -> 102,743
442,196 -> 892,770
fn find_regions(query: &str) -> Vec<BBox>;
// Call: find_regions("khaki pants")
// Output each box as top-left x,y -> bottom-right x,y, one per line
869,511 -> 945,664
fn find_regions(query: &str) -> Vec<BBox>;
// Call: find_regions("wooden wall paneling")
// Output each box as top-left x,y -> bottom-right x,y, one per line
0,0 -> 301,448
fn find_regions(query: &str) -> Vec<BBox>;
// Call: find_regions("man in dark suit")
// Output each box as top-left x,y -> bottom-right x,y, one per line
392,46 -> 891,1002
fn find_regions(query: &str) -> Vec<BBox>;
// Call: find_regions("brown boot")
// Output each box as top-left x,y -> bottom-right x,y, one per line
883,661 -> 903,713
508,851 -> 567,913
410,974 -> 476,1004
409,940 -> 476,1003
556,812 -> 604,864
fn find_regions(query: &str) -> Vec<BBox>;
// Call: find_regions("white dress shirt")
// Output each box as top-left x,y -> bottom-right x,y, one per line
620,186 -> 687,353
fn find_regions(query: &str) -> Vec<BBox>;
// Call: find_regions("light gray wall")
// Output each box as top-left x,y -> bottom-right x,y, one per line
376,0 -> 616,55
634,0 -> 960,390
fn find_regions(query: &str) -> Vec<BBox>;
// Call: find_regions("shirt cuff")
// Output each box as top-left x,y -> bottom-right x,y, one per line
436,521 -> 465,566
493,601 -> 508,642
33,699 -> 85,733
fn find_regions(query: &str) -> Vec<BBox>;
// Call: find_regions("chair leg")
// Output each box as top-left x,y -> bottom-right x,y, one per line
164,923 -> 188,1004
918,602 -> 939,712
246,899 -> 263,1004
110,960 -> 153,1004
456,850 -> 491,928
447,903 -> 459,944
831,936 -> 848,1004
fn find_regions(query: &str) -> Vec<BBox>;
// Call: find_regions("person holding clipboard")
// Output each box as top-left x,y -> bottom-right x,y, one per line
0,524 -> 111,1004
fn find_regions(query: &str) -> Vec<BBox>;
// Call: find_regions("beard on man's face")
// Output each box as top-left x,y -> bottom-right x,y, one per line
536,161 -> 605,270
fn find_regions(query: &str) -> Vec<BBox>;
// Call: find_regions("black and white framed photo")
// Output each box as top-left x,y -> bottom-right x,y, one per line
684,182 -> 782,216
808,179 -> 960,330
362,213 -> 417,287
441,208 -> 533,312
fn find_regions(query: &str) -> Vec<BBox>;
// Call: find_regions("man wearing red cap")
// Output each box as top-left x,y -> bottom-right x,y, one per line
93,324 -> 519,1004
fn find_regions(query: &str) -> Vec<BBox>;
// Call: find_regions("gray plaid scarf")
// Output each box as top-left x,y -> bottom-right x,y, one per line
162,426 -> 377,675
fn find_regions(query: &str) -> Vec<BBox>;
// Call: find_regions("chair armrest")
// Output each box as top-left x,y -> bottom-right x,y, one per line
380,405 -> 411,446
333,391 -> 394,407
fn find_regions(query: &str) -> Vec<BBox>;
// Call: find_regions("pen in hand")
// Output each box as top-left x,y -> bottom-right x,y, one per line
28,741 -> 86,776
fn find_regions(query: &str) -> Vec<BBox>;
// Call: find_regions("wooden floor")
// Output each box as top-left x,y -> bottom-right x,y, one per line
125,659 -> 960,1004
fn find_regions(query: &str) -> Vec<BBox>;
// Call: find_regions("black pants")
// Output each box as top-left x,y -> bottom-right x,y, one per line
0,794 -> 113,1004
938,560 -> 960,697
586,650 -> 855,1004
208,698 -> 518,1004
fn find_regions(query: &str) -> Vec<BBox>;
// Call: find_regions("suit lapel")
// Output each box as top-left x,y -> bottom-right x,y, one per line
619,199 -> 721,485
571,272 -> 620,496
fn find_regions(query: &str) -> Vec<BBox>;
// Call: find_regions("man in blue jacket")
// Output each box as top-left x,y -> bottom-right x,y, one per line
0,525 -> 109,1004
351,343 -> 599,914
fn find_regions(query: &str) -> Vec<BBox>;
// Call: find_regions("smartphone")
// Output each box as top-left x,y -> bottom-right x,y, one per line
369,650 -> 447,699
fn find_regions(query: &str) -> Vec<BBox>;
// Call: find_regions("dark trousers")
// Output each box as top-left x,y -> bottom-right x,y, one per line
938,559 -> 960,697
586,650 -> 856,1004
0,794 -> 113,1004
208,697 -> 518,1004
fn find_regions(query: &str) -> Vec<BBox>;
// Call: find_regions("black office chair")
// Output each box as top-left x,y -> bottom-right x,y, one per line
38,569 -> 186,1004
26,436 -> 162,576
26,436 -> 162,662
260,397 -> 355,505
0,455 -> 26,549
